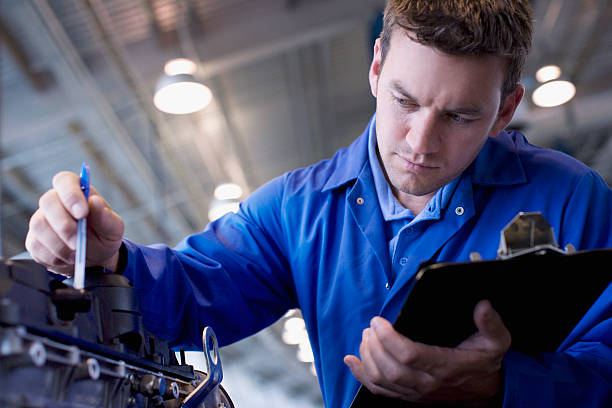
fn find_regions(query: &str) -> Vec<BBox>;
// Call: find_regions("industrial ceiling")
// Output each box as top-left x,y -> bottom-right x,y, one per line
1,0 -> 611,406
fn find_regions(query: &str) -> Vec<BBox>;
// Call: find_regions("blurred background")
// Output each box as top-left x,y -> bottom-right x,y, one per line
1,0 -> 611,406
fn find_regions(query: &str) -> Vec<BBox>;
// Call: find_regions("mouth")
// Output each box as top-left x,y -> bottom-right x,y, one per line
396,154 -> 439,172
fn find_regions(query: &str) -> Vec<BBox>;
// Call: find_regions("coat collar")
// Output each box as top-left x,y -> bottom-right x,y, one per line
321,116 -> 374,192
322,114 -> 528,193
469,130 -> 528,186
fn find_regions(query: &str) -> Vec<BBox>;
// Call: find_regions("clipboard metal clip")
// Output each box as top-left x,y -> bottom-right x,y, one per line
496,212 -> 575,259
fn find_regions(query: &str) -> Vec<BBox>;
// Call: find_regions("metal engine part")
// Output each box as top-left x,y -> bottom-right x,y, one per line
0,259 -> 234,408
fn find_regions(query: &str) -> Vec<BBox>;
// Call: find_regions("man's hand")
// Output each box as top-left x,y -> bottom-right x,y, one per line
344,300 -> 511,405
25,171 -> 125,276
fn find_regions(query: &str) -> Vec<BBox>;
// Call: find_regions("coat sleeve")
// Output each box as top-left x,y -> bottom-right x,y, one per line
502,170 -> 612,407
502,310 -> 612,407
121,175 -> 298,350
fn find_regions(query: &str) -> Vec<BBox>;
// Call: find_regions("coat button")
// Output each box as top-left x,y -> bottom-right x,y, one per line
399,257 -> 408,266
455,206 -> 465,216
356,197 -> 365,205
385,282 -> 391,289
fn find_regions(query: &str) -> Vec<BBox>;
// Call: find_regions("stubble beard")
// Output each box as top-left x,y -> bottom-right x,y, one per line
385,162 -> 444,198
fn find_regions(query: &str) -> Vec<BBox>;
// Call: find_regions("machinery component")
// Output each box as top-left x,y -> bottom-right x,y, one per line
182,327 -> 223,408
0,259 -> 234,408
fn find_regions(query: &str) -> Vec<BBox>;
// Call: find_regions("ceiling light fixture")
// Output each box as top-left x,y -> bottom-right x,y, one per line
535,64 -> 562,83
214,183 -> 243,201
153,58 -> 212,115
164,58 -> 197,76
531,64 -> 576,108
532,80 -> 576,108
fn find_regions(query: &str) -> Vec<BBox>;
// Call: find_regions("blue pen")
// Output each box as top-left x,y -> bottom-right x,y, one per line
73,162 -> 90,290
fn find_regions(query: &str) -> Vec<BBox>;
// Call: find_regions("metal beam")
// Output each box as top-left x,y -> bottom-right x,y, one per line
139,0 -> 178,48
198,18 -> 365,82
184,0 -> 382,81
567,0 -> 612,83
0,14 -> 54,91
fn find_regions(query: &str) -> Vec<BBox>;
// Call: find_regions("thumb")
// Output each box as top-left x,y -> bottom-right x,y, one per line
472,300 -> 511,351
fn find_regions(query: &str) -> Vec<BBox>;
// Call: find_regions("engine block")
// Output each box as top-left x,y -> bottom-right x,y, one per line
0,259 -> 234,408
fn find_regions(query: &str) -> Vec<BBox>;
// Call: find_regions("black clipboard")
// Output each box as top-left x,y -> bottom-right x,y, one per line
350,248 -> 612,408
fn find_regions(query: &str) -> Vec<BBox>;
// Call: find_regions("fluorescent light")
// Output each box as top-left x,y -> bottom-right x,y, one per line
214,183 -> 243,200
154,73 -> 212,114
535,65 -> 562,83
532,80 -> 576,108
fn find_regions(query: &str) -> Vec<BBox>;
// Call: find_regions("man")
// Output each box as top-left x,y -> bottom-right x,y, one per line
25,1 -> 612,407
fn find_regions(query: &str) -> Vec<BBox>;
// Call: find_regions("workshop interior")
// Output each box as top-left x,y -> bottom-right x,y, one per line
1,0 -> 612,407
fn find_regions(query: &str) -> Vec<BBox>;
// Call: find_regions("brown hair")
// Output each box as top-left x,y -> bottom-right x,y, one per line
379,0 -> 533,104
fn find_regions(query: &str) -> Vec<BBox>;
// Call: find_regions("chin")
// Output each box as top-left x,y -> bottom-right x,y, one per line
387,165 -> 442,193
394,181 -> 432,197
391,175 -> 443,197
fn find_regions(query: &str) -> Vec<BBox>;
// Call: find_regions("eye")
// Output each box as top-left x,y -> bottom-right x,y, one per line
448,113 -> 473,124
395,97 -> 416,108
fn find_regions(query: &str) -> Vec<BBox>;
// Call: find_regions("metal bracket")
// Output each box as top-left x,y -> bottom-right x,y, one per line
181,327 -> 223,408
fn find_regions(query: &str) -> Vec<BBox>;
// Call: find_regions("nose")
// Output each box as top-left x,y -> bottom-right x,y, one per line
406,111 -> 440,155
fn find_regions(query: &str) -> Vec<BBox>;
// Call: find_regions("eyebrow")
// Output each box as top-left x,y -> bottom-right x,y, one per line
390,81 -> 484,116
390,81 -> 419,103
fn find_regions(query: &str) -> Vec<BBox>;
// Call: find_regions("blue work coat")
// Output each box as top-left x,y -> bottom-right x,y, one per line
122,119 -> 612,407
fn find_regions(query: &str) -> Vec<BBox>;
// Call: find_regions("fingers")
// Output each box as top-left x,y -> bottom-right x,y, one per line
370,317 -> 445,373
52,171 -> 88,219
370,317 -> 422,365
344,355 -> 407,399
345,320 -> 437,399
359,328 -> 390,386
26,209 -> 74,271
27,171 -> 125,273
38,190 -> 78,250
361,326 -> 425,395
346,312 -> 508,403
344,355 -> 368,383
26,172 -> 83,274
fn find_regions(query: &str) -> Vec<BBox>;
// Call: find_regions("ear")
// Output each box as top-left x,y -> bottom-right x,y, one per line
369,38 -> 382,98
489,84 -> 525,136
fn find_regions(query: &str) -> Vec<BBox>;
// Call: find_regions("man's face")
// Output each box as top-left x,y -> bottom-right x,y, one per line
369,31 -> 522,209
